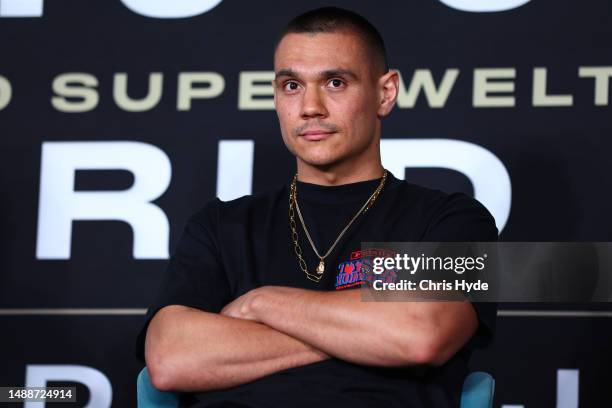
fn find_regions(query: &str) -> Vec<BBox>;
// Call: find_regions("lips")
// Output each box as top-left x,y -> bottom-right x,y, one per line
300,130 -> 336,141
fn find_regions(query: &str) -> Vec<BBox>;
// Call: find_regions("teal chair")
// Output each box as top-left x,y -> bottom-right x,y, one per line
137,367 -> 180,408
137,367 -> 494,408
460,371 -> 495,408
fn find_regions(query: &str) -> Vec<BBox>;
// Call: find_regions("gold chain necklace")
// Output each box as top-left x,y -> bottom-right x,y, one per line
288,170 -> 388,282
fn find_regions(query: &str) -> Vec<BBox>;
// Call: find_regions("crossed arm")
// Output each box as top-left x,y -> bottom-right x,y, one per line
145,285 -> 478,392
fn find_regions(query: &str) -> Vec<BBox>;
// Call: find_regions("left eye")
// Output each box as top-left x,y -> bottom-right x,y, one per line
328,79 -> 344,88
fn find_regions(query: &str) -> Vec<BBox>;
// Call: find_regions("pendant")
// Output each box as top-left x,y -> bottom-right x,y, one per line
316,260 -> 325,275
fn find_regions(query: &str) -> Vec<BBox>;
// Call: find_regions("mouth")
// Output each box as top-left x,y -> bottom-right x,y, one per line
299,130 -> 336,141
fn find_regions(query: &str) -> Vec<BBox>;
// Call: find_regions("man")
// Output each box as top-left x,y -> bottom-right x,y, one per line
137,7 -> 497,407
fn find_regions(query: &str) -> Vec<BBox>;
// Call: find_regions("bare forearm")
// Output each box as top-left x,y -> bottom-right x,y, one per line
145,305 -> 329,392
251,288 -> 410,365
252,287 -> 477,367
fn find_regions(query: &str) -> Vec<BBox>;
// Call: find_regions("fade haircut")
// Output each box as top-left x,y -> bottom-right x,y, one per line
275,7 -> 389,76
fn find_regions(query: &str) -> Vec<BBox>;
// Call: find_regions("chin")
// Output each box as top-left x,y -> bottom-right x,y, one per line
297,151 -> 346,168
293,141 -> 342,163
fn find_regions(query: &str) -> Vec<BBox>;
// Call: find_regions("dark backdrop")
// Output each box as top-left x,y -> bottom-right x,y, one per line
1,0 -> 611,406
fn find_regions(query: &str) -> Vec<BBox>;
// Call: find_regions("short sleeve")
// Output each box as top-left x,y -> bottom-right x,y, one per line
135,199 -> 232,363
423,192 -> 498,349
424,193 -> 498,242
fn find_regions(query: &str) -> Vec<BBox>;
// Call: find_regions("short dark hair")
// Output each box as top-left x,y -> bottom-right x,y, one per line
275,7 -> 389,75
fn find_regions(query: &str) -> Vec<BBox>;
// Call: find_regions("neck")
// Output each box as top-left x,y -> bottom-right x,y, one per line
296,159 -> 384,186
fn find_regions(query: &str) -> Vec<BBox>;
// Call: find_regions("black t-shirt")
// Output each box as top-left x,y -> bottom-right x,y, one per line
136,171 -> 498,408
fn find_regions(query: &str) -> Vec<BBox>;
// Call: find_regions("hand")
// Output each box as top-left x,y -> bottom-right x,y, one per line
220,287 -> 269,321
220,286 -> 310,322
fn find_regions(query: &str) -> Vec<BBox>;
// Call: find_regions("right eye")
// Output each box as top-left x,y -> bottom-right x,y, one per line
283,81 -> 300,92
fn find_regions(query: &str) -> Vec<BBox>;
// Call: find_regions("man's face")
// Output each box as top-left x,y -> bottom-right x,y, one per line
273,31 -> 383,169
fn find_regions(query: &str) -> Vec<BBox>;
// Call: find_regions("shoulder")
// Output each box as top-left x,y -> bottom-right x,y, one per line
188,185 -> 287,226
390,178 -> 498,241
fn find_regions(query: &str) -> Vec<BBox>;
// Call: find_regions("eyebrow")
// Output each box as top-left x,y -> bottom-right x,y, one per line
274,68 -> 359,81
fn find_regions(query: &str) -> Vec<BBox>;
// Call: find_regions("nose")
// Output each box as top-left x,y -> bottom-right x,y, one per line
300,86 -> 328,119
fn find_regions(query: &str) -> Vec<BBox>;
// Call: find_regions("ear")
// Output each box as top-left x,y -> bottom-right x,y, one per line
377,70 -> 399,118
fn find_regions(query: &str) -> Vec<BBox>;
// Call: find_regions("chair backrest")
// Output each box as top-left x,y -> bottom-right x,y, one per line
137,367 -> 180,408
460,371 -> 495,408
